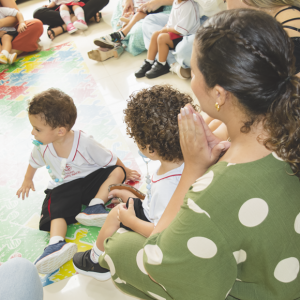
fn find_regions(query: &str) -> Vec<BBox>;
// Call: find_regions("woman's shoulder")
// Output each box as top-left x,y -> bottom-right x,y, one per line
187,153 -> 300,211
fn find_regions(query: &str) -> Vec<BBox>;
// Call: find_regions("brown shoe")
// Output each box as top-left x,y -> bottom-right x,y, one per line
88,45 -> 124,62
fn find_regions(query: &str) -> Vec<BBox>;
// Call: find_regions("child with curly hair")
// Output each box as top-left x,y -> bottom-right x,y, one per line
72,85 -> 198,281
16,88 -> 140,274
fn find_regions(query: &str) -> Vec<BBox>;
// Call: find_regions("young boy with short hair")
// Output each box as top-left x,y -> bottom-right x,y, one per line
16,88 -> 140,274
72,85 -> 198,280
135,0 -> 200,79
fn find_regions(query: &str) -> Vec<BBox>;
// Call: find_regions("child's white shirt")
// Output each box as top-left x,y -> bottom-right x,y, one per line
0,7 -> 18,32
167,0 -> 200,36
29,130 -> 117,190
142,163 -> 184,226
54,0 -> 80,6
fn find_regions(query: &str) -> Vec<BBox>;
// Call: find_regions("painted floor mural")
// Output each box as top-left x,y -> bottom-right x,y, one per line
0,42 -> 142,286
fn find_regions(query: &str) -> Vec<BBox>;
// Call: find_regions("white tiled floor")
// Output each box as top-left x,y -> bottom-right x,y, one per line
17,0 -> 195,298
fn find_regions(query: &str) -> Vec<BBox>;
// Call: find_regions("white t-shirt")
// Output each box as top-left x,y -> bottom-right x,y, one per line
167,0 -> 200,36
195,0 -> 226,17
0,7 -> 18,32
29,130 -> 117,190
142,163 -> 184,226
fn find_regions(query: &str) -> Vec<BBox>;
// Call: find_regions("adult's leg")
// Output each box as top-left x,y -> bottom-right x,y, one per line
11,19 -> 43,53
0,258 -> 43,300
82,0 -> 109,21
99,231 -> 172,300
142,13 -> 176,66
33,6 -> 64,28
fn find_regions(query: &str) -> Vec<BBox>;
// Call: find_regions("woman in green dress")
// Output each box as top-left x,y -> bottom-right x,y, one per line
99,9 -> 300,300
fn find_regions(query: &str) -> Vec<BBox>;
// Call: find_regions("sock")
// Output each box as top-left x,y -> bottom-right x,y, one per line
1,50 -> 9,58
74,7 -> 85,22
158,60 -> 166,65
49,236 -> 64,245
90,243 -> 104,263
89,197 -> 104,206
146,59 -> 154,64
60,10 -> 72,26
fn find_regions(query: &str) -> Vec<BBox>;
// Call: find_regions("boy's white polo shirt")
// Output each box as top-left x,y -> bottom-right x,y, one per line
29,130 -> 117,190
142,163 -> 184,226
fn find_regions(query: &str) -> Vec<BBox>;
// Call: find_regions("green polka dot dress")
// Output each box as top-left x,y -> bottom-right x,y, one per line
99,153 -> 300,300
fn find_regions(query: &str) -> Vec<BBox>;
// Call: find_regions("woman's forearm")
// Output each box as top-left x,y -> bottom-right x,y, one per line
0,0 -> 19,10
0,16 -> 17,27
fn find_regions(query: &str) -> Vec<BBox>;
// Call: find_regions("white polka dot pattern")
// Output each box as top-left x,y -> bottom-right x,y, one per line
272,152 -> 284,161
144,245 -> 163,265
233,249 -> 247,264
294,213 -> 300,234
117,228 -> 129,234
115,277 -> 126,284
136,249 -> 148,275
192,171 -> 214,192
104,254 -> 116,276
187,237 -> 217,259
274,257 -> 300,283
227,163 -> 236,167
147,291 -> 166,300
226,288 -> 232,298
187,198 -> 210,218
238,198 -> 269,227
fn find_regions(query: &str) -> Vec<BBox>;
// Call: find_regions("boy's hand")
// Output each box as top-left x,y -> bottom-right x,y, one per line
16,179 -> 35,200
17,22 -> 27,33
108,189 -> 136,203
117,198 -> 136,226
124,167 -> 141,181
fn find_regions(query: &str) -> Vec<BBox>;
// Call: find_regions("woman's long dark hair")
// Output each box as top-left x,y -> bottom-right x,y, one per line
195,9 -> 300,177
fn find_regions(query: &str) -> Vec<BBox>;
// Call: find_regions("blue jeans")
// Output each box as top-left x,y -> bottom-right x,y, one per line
0,258 -> 43,300
142,13 -> 208,68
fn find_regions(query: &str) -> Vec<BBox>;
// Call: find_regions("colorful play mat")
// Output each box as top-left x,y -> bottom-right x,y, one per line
0,42 -> 141,286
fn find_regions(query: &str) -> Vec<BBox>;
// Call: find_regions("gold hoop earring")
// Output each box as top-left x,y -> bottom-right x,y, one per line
215,102 -> 220,112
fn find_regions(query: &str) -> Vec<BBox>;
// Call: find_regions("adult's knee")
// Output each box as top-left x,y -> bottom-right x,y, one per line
33,7 -> 48,21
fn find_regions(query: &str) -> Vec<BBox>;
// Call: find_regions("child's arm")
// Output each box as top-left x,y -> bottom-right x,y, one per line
115,157 -> 141,181
16,12 -> 27,33
43,1 -> 56,8
161,26 -> 181,35
118,199 -> 155,237
16,164 -> 37,200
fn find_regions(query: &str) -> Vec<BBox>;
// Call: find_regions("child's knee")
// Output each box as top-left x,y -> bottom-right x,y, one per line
157,33 -> 170,44
60,4 -> 68,10
1,34 -> 12,42
110,167 -> 125,182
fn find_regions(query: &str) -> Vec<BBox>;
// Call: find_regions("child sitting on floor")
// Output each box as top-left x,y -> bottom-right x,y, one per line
16,88 -> 140,274
135,0 -> 200,79
45,0 -> 88,34
72,85 -> 198,281
0,7 -> 27,65
92,0 -> 164,50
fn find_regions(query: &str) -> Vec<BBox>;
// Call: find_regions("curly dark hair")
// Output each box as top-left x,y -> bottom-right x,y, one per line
124,85 -> 198,162
28,88 -> 77,130
195,9 -> 300,177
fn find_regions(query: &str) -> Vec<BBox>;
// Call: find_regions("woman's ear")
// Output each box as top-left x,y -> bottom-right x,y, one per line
214,85 -> 228,109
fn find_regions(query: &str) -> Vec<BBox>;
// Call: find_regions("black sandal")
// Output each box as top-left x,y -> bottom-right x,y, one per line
47,25 -> 66,40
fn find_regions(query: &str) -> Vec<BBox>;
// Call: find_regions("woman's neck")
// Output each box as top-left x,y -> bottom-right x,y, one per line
219,118 -> 271,164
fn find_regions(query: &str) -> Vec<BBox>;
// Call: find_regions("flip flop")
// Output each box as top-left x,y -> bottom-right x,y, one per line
108,184 -> 146,200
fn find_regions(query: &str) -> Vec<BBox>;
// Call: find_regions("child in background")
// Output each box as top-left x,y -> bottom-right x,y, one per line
72,85 -> 198,281
135,0 -> 200,79
0,7 -> 27,64
16,88 -> 140,274
45,0 -> 88,34
93,0 -> 164,49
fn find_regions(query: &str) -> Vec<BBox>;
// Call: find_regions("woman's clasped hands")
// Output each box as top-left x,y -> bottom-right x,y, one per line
178,104 -> 230,180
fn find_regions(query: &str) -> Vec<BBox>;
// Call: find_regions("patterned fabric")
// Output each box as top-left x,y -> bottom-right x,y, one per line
100,153 -> 300,299
111,0 -> 172,56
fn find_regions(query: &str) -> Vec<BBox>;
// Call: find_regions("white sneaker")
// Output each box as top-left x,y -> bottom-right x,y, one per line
170,62 -> 191,79
8,53 -> 17,64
